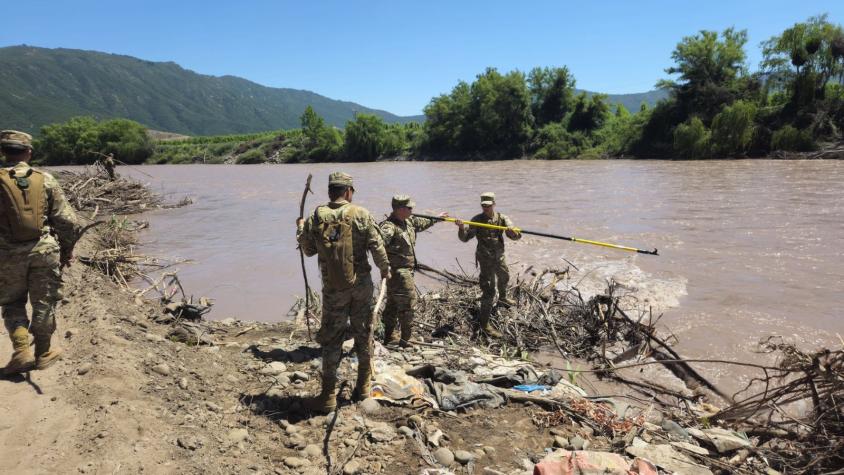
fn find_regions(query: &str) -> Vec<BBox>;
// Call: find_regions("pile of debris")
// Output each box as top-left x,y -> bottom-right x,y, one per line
414,264 -> 731,406
55,167 -> 190,216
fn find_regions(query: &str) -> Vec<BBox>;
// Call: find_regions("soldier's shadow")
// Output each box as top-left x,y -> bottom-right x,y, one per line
245,344 -> 320,364
0,370 -> 43,394
241,392 -> 320,424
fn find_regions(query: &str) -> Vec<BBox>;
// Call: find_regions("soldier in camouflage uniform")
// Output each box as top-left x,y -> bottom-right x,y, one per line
0,130 -> 82,374
456,192 -> 521,337
102,153 -> 117,181
379,195 -> 444,347
296,172 -> 390,413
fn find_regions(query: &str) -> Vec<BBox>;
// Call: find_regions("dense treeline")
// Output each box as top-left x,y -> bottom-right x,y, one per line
33,117 -> 153,165
22,14 -> 844,165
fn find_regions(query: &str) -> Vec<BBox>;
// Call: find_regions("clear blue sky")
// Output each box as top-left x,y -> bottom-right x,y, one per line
4,1 -> 844,116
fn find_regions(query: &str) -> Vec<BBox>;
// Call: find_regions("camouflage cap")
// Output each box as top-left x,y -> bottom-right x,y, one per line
0,130 -> 33,150
328,171 -> 354,188
391,194 -> 416,209
480,191 -> 496,206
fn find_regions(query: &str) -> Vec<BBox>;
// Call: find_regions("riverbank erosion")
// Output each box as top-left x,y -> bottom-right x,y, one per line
0,171 -> 840,474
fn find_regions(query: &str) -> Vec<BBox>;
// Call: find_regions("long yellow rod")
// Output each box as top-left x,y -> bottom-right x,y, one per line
414,214 -> 659,256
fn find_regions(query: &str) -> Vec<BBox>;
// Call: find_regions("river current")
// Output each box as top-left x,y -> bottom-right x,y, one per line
113,160 -> 842,385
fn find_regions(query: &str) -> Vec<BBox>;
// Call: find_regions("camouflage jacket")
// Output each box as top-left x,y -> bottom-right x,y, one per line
379,215 -> 435,270
297,199 -> 389,288
0,161 -> 83,255
458,211 -> 521,257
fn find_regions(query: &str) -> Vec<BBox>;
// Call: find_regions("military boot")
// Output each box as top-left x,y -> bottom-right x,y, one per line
383,325 -> 400,347
498,297 -> 516,308
4,326 -> 36,375
35,335 -> 63,370
399,321 -> 414,348
479,313 -> 502,338
352,362 -> 373,402
303,380 -> 338,414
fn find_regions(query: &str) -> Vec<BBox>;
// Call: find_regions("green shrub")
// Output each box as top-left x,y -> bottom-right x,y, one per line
771,125 -> 816,151
234,148 -> 265,164
673,117 -> 711,159
711,100 -> 757,156
35,117 -> 153,165
531,123 -> 590,159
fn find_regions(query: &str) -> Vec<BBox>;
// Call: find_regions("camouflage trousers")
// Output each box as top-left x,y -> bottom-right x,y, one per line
0,241 -> 62,339
317,277 -> 374,392
478,250 -> 509,321
381,267 -> 416,342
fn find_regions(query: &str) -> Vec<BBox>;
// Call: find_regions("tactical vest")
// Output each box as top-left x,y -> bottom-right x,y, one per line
380,217 -> 418,270
0,167 -> 46,242
313,203 -> 363,289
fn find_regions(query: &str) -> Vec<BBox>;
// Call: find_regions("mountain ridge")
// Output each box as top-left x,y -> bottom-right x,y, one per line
0,45 -> 419,135
0,45 -> 663,136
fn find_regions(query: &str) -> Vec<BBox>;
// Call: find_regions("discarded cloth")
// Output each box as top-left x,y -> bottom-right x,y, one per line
425,380 -> 506,411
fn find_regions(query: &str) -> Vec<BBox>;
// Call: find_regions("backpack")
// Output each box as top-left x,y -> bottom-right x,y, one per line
0,167 -> 46,242
313,204 -> 359,288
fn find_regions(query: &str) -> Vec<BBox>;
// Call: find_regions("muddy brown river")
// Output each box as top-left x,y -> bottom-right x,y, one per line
113,161 -> 842,385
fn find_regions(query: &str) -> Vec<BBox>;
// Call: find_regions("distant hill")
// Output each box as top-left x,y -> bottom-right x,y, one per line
577,89 -> 669,113
0,45 -> 419,136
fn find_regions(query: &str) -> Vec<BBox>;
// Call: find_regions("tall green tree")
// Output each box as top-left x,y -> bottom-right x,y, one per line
344,114 -> 388,161
568,93 -> 610,133
528,66 -> 576,126
657,27 -> 749,122
761,15 -> 844,110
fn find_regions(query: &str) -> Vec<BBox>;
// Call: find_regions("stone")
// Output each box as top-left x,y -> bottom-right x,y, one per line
661,419 -> 690,439
699,428 -> 751,453
398,426 -> 414,437
553,436 -> 569,448
291,371 -> 310,382
283,457 -> 308,468
151,363 -> 171,376
145,333 -> 165,343
433,447 -> 454,466
302,444 -> 322,459
343,459 -> 363,475
359,398 -> 380,416
284,424 -> 301,435
483,446 -> 496,455
408,414 -> 424,428
259,361 -> 287,376
626,444 -> 713,475
569,435 -> 586,450
454,450 -> 474,465
65,328 -> 79,339
482,469 -> 506,475
177,436 -> 201,450
178,378 -> 189,390
367,422 -> 396,443
427,429 -> 444,447
286,434 -> 308,449
77,363 -> 92,376
205,401 -> 222,412
226,428 -> 249,444
671,441 -> 710,456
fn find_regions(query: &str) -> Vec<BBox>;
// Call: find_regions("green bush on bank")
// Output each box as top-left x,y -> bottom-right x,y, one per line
673,117 -> 711,159
771,125 -> 816,151
710,100 -> 757,157
34,116 -> 153,165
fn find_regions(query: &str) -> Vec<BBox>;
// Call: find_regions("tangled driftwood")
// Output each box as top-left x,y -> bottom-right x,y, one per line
55,167 -> 190,216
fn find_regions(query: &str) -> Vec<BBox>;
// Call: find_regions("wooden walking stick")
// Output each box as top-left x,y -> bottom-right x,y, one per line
298,174 -> 315,340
